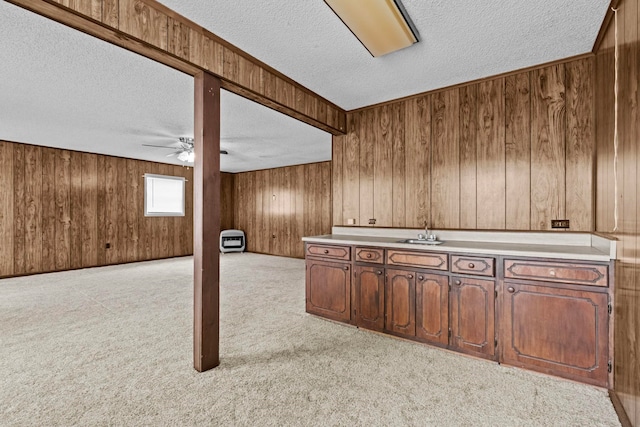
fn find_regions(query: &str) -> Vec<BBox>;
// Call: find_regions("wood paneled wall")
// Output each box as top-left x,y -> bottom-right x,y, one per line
333,57 -> 595,231
0,140 -> 196,278
232,162 -> 331,259
9,0 -> 346,135
220,172 -> 234,231
596,0 -> 640,424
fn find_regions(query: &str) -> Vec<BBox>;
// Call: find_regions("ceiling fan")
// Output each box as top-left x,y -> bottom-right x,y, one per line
143,137 -> 228,163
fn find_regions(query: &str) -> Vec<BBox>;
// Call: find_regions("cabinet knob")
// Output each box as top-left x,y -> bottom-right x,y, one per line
343,266 -> 349,271
377,270 -> 382,275
367,253 -> 372,258
455,280 -> 461,286
507,286 -> 515,293
324,249 -> 329,254
549,269 -> 556,276
408,274 -> 414,279
418,275 -> 424,281
468,263 -> 475,269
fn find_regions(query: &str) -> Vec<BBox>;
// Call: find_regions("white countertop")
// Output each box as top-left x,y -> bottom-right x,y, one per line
302,227 -> 616,262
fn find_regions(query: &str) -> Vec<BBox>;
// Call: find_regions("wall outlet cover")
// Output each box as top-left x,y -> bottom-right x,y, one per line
551,219 -> 570,229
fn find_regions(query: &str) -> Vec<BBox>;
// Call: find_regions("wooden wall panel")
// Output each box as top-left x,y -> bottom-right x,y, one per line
81,153 -> 98,267
69,152 -> 83,269
373,106 -> 393,227
476,78 -> 506,229
0,140 -> 195,278
459,85 -> 478,229
13,144 -> 25,275
404,95 -> 431,228
431,89 -> 460,229
233,162 -> 331,259
220,172 -> 234,232
566,58 -> 595,232
118,0 -> 168,50
333,56 -> 594,233
24,145 -> 42,273
0,142 -> 14,276
530,64 -> 566,230
505,72 -> 531,230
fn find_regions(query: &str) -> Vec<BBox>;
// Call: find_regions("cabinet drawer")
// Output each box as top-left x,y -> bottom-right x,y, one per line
355,247 -> 384,264
306,243 -> 351,261
386,250 -> 448,271
504,260 -> 608,287
451,255 -> 495,277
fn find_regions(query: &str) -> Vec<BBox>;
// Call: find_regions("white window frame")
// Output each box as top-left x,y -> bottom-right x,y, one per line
144,173 -> 186,217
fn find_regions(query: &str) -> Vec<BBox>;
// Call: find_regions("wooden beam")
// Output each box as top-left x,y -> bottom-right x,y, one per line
593,0 -> 620,54
193,71 -> 221,372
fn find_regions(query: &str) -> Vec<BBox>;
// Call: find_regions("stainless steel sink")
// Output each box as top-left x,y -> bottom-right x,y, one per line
397,238 -> 443,245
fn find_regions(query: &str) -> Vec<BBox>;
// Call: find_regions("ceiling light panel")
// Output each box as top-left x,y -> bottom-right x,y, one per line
325,0 -> 418,57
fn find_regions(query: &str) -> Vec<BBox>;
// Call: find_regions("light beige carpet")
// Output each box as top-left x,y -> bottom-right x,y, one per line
0,253 -> 619,426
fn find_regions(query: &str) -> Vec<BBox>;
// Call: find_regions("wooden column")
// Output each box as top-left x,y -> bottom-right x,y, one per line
193,71 -> 221,372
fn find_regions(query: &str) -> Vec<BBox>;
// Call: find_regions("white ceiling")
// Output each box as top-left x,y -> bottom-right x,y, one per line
0,1 -> 610,171
160,0 -> 610,110
0,1 -> 331,172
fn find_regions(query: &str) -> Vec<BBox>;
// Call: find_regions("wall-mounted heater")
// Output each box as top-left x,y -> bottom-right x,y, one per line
220,229 -> 246,253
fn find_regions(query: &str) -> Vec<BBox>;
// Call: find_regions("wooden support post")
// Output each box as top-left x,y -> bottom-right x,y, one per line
193,71 -> 221,372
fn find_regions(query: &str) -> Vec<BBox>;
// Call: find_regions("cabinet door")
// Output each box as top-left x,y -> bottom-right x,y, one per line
501,282 -> 609,387
354,265 -> 385,331
415,273 -> 449,346
305,259 -> 351,322
450,277 -> 495,358
385,269 -> 416,337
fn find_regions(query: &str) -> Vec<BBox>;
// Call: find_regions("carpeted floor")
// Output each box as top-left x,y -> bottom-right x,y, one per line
0,253 -> 620,426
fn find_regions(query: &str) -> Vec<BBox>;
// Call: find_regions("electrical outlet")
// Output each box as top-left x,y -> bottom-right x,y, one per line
347,218 -> 356,225
551,219 -> 570,229
105,242 -> 111,249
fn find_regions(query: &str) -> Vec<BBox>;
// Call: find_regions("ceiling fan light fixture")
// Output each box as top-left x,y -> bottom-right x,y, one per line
324,0 -> 418,57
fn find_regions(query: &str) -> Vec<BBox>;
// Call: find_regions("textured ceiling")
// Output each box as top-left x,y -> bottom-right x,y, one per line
0,1 -> 610,172
0,1 -> 331,172
160,0 -> 610,110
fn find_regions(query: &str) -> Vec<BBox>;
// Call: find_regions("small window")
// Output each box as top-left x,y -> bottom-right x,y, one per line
144,173 -> 185,217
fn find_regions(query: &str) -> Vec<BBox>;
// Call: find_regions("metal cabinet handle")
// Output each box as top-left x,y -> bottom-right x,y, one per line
468,263 -> 475,268
367,253 -> 372,258
507,286 -> 515,293
549,269 -> 556,276
408,274 -> 414,279
377,270 -> 382,275
324,249 -> 329,254
455,280 -> 461,285
418,275 -> 424,281
343,266 -> 349,271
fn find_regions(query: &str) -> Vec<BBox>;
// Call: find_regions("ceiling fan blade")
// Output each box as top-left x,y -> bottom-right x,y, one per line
142,144 -> 179,149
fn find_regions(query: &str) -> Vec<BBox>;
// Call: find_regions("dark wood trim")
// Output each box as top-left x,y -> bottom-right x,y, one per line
593,0 -> 620,54
5,0 -> 346,136
609,390 -> 633,427
193,71 -> 221,372
229,160 -> 332,175
348,53 -> 594,113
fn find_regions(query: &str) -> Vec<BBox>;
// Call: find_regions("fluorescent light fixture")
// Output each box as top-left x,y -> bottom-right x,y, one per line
325,0 -> 418,57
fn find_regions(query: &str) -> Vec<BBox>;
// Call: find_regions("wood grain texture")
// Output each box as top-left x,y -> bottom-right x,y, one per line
476,78 -> 506,229
505,72 -> 532,230
24,145 -> 42,273
360,109 -> 375,227
13,144 -> 25,275
459,84 -> 478,229
531,64 -> 566,230
566,58 -> 595,232
0,142 -> 15,276
431,88 -> 460,228
54,0 -> 102,20
343,112 -> 360,225
0,141 -> 194,278
332,135 -> 344,226
373,105 -> 393,227
119,0 -> 168,50
391,103 -> 406,227
232,162 -> 331,259
404,95 -> 431,228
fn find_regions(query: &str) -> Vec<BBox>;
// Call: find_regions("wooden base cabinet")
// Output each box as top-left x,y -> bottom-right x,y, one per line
385,269 -> 416,338
450,276 -> 496,359
353,265 -> 385,331
415,273 -> 449,346
501,282 -> 610,387
305,259 -> 351,322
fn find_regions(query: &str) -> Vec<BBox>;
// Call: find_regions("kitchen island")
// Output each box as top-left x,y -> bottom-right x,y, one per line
303,227 -> 616,388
